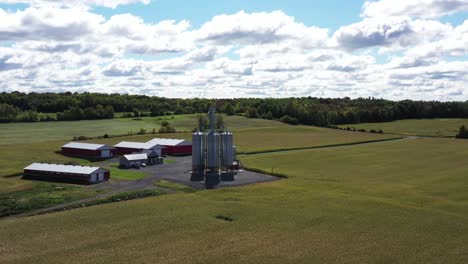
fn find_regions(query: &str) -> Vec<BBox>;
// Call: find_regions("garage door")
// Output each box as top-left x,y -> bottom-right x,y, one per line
101,150 -> 111,158
90,173 -> 97,183
98,173 -> 104,182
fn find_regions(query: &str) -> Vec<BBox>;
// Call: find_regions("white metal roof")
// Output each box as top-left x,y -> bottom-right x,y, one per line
122,153 -> 148,161
146,138 -> 191,146
114,141 -> 164,150
24,163 -> 104,175
62,142 -> 113,150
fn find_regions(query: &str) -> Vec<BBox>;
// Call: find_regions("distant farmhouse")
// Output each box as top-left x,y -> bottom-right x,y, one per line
24,163 -> 109,184
62,142 -> 115,159
114,138 -> 191,156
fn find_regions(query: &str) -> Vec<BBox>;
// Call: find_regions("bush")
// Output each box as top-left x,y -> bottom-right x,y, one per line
279,115 -> 299,125
456,125 -> 468,139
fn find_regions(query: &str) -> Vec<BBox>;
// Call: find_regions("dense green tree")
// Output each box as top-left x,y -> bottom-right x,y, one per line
0,103 -> 18,122
223,103 -> 235,116
456,125 -> 468,139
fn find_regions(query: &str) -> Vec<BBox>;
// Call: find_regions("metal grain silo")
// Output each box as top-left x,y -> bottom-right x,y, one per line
206,131 -> 220,172
190,130 -> 206,181
192,130 -> 205,168
221,131 -> 234,167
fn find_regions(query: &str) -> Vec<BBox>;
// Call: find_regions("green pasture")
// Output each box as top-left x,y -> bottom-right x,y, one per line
0,115 -> 285,144
1,138 -> 467,263
339,118 -> 468,137
0,127 -> 397,178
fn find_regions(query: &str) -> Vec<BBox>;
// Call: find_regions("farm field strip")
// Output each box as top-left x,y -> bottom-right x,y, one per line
0,115 -> 286,145
339,118 -> 468,137
1,138 -> 468,263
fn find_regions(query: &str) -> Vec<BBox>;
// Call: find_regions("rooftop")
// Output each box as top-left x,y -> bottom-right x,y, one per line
114,141 -> 165,149
122,153 -> 148,161
24,163 -> 104,175
62,142 -> 113,151
146,138 -> 191,146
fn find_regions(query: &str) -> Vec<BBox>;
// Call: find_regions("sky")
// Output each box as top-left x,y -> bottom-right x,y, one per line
0,0 -> 467,100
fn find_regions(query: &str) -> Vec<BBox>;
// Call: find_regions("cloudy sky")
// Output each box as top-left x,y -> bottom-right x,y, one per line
0,0 -> 467,100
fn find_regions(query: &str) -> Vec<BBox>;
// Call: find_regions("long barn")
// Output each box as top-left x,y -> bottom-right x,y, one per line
23,163 -> 109,184
145,138 -> 192,155
62,142 -> 115,159
114,141 -> 165,156
114,138 -> 191,156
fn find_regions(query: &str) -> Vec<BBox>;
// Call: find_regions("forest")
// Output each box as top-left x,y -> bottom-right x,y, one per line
2,91 -> 468,126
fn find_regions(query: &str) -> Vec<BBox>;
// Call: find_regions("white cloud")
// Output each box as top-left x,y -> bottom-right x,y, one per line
0,6 -> 103,41
0,5 -> 467,101
333,16 -> 452,51
197,10 -> 329,48
362,0 -> 468,18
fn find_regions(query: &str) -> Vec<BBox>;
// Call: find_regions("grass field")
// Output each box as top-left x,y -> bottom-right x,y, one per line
107,167 -> 148,181
339,118 -> 468,137
1,138 -> 467,263
0,115 -> 286,144
0,126 -> 398,178
0,179 -> 104,217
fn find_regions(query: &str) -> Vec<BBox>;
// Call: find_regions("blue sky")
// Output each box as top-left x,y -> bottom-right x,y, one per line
92,0 -> 362,30
0,0 -> 467,100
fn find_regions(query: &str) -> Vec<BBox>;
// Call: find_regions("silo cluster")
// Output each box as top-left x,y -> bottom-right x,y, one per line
191,106 -> 237,186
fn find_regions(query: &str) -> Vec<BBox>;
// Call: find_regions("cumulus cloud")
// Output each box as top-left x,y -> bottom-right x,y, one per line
197,10 -> 329,47
333,16 -> 452,51
362,0 -> 468,18
0,7 -> 103,41
0,3 -> 467,101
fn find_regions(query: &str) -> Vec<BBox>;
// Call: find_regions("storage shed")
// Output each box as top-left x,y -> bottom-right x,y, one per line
141,149 -> 163,165
145,138 -> 192,155
23,163 -> 109,184
62,142 -> 115,159
119,153 -> 149,169
114,141 -> 165,156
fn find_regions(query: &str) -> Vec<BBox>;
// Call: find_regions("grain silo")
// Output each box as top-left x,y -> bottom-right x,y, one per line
205,130 -> 220,173
190,105 -> 238,187
190,130 -> 205,181
220,131 -> 235,181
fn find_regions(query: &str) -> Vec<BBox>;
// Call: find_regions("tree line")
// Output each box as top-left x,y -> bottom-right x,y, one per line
2,92 -> 468,126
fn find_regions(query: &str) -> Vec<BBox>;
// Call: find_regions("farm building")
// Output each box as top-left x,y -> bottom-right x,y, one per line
119,150 -> 163,168
120,153 -> 147,168
61,142 -> 115,159
114,141 -> 165,156
23,163 -> 109,184
146,138 -> 192,155
141,149 -> 164,165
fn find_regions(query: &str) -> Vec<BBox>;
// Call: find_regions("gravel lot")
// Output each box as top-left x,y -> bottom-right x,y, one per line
122,156 -> 279,190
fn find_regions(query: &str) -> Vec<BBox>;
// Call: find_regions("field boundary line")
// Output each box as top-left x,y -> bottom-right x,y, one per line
239,137 -> 407,156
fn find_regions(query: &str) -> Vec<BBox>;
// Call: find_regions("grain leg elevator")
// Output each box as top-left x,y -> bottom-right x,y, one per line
190,106 -> 237,188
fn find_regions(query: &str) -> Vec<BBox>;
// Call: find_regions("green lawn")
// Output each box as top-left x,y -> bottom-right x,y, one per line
339,118 -> 468,137
1,138 -> 467,263
0,115 -> 286,144
0,179 -> 104,217
155,180 -> 195,193
232,125 -> 400,154
0,127 -> 397,177
107,167 -> 148,181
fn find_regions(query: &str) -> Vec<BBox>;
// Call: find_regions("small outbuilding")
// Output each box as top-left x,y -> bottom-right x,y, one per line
61,142 -> 115,159
141,149 -> 163,165
23,163 -> 109,184
119,153 -> 149,169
